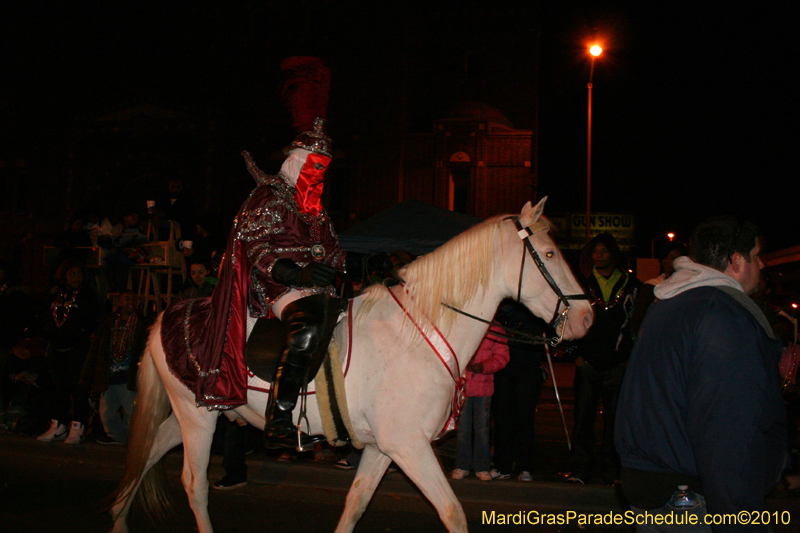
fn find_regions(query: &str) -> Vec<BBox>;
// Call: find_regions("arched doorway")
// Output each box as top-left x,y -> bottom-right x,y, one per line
448,151 -> 472,215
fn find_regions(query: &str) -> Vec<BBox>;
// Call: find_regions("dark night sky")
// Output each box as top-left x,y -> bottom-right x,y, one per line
2,1 -> 798,252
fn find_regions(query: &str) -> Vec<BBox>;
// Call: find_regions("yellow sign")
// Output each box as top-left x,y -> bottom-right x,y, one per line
570,213 -> 635,236
550,213 -> 636,250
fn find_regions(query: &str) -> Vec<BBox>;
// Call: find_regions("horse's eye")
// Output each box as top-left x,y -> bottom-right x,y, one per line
546,251 -> 554,258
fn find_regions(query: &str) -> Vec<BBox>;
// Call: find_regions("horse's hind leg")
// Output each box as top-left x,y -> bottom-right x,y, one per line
175,405 -> 218,533
111,413 -> 183,533
385,439 -> 468,533
334,444 -> 392,533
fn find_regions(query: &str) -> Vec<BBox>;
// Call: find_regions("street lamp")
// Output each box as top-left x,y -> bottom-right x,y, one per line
651,231 -> 676,258
586,44 -> 602,243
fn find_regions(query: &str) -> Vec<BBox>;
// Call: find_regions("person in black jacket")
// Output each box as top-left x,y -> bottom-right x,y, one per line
491,301 -> 547,482
37,260 -> 101,444
615,217 -> 786,532
566,233 -> 639,485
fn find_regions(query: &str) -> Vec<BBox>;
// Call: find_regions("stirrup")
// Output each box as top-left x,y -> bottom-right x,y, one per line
295,411 -> 320,452
295,380 -> 321,452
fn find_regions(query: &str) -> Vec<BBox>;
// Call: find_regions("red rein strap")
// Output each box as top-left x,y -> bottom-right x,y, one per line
387,286 -> 465,437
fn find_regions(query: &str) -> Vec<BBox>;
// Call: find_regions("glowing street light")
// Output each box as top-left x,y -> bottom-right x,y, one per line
586,44 -> 602,243
651,231 -> 677,258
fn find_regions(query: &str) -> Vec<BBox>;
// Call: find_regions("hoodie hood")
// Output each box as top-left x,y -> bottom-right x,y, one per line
654,256 -> 743,300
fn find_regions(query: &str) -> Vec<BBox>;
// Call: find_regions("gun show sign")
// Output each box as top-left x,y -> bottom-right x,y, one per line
550,213 -> 636,251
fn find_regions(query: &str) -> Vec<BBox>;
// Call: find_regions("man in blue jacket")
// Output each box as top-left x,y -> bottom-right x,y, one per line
615,217 -> 786,532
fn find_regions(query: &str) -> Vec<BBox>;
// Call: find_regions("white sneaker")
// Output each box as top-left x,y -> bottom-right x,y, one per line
64,421 -> 85,444
451,469 -> 469,480
37,419 -> 68,442
490,468 -> 511,480
518,471 -> 533,482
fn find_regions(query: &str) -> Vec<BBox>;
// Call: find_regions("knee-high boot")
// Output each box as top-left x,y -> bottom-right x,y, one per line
264,296 -> 327,451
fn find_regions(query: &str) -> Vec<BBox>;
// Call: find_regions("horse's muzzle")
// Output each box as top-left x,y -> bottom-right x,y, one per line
560,305 -> 593,341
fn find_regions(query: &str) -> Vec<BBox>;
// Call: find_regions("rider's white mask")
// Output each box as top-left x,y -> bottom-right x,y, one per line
279,148 -> 311,187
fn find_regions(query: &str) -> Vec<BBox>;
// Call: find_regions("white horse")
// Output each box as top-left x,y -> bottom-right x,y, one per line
109,198 -> 593,533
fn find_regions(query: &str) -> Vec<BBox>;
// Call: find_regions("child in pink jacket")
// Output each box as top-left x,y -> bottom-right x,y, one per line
451,324 -> 509,481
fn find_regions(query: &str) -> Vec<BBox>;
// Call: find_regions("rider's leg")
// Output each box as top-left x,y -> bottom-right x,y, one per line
264,296 -> 327,450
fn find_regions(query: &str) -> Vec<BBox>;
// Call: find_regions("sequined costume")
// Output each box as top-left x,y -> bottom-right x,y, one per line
162,150 -> 345,409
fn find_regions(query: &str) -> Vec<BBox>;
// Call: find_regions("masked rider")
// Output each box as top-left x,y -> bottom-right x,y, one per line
171,118 -> 389,451
243,119 -> 335,450
239,119 -> 386,450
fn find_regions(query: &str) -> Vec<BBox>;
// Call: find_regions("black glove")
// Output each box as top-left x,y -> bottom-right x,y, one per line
271,259 -> 336,288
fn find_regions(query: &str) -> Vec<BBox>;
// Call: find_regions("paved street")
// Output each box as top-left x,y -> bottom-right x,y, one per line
1,426 -> 626,533
2,363 -> 800,532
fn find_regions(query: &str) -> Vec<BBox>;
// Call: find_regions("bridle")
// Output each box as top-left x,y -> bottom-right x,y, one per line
441,216 -> 590,347
511,216 -> 590,345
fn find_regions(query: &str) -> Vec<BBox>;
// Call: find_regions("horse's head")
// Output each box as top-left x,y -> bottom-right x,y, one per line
499,198 -> 593,342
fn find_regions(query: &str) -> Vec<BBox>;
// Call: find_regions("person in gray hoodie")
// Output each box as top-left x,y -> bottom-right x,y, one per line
615,216 -> 786,532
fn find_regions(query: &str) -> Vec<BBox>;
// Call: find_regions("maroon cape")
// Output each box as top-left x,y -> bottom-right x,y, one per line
163,152 -> 345,409
162,225 -> 251,409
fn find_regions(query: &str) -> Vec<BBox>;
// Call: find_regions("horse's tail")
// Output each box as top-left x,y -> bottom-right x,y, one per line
109,317 -> 174,523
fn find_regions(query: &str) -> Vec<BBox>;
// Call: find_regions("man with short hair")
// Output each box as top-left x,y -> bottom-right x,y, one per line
566,233 -> 639,485
615,217 -> 787,532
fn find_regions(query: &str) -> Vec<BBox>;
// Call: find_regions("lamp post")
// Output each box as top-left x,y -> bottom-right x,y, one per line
651,232 -> 676,258
586,45 -> 602,243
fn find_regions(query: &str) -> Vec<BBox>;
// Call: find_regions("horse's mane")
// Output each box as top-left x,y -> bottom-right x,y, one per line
360,215 -> 507,333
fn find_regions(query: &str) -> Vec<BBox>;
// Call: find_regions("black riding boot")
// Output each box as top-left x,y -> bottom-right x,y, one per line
264,296 -> 329,451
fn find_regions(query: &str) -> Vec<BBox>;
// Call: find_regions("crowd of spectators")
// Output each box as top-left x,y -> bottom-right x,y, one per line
2,198 -> 799,533
0,259 -> 152,445
0,176 -> 217,444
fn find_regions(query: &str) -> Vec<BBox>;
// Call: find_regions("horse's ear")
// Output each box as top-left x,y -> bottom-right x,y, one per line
519,197 -> 547,227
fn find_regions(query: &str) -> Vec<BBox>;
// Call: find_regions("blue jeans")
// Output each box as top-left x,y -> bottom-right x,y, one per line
631,493 -> 712,533
100,384 -> 137,444
455,396 -> 492,472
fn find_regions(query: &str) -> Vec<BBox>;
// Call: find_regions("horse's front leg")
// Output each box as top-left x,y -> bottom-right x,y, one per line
335,444 -> 392,533
384,437 -> 468,533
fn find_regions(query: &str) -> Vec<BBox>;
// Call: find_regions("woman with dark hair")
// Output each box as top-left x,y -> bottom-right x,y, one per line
37,260 -> 101,444
180,261 -> 216,299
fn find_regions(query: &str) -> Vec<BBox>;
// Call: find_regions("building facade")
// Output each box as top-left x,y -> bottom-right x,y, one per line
403,102 -> 536,218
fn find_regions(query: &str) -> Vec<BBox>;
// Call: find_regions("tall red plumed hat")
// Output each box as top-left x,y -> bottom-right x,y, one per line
280,56 -> 332,158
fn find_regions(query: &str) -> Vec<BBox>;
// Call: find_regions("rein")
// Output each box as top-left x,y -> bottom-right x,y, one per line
440,302 -> 551,346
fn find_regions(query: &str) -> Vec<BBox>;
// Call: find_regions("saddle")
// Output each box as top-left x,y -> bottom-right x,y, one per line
244,317 -> 287,383
244,295 -> 347,384
245,298 -> 360,448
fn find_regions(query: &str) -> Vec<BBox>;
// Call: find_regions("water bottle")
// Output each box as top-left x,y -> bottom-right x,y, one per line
669,485 -> 699,508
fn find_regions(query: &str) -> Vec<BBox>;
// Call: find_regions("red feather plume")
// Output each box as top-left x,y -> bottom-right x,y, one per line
280,56 -> 330,133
